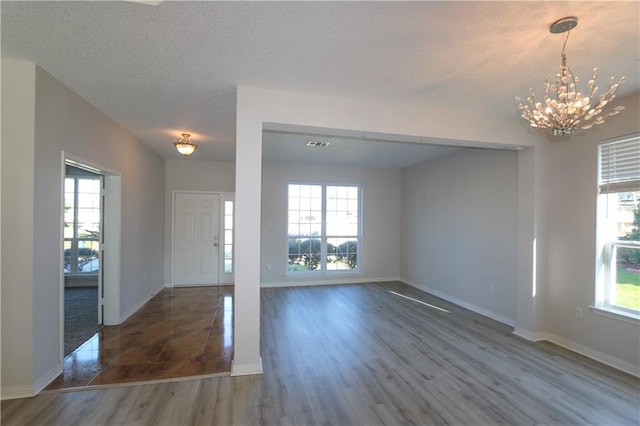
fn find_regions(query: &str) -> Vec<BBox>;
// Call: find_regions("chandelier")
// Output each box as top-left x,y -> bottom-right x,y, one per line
173,133 -> 197,156
516,17 -> 625,136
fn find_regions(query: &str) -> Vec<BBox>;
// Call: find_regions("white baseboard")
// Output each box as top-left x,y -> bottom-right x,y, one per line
515,330 -> 639,377
261,276 -> 402,288
1,384 -> 34,401
119,283 -> 164,323
512,327 -> 543,341
34,363 -> 63,395
401,278 -> 516,327
3,360 -> 63,401
230,358 -> 263,376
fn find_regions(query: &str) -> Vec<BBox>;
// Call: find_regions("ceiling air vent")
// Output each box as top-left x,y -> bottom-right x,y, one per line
124,1 -> 165,6
306,141 -> 331,148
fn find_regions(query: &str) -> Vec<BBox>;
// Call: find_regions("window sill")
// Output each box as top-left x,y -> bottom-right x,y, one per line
286,270 -> 361,277
589,305 -> 640,325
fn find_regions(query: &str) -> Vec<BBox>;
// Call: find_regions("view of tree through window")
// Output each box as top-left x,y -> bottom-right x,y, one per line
606,192 -> 640,311
598,135 -> 640,314
288,184 -> 360,272
64,173 -> 101,275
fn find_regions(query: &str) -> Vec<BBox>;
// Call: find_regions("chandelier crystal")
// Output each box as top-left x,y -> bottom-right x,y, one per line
174,133 -> 197,156
516,17 -> 625,136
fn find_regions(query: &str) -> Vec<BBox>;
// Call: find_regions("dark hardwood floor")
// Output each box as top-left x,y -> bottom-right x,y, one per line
3,281 -> 639,425
46,285 -> 233,389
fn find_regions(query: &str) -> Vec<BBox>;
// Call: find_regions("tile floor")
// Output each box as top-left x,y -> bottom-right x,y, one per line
46,286 -> 233,390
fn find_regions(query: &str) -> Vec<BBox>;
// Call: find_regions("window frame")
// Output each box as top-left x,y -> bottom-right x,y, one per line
593,134 -> 640,322
286,182 -> 362,275
223,200 -> 234,274
64,174 -> 102,276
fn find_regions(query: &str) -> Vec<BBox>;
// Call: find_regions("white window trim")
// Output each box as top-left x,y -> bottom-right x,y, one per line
589,305 -> 640,325
223,199 -> 234,275
594,133 -> 640,321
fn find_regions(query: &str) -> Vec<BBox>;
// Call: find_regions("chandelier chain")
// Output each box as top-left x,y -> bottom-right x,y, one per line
561,27 -> 570,57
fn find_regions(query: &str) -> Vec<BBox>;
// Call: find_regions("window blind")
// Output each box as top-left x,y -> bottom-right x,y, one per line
599,134 -> 640,194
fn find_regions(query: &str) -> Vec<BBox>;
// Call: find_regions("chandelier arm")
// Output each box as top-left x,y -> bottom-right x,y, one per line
566,65 -> 578,93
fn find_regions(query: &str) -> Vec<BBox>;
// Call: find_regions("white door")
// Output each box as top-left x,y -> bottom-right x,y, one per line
173,192 -> 220,286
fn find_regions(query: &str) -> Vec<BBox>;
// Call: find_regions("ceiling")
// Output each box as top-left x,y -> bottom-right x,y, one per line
2,1 -> 638,166
262,130 -> 463,168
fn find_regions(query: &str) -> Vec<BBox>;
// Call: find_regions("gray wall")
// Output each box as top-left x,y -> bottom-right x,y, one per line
401,148 -> 519,325
1,60 -> 37,395
261,161 -> 402,285
540,93 -> 640,369
1,61 -> 166,396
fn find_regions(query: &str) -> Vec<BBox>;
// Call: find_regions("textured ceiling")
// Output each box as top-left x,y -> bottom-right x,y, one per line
2,1 -> 638,165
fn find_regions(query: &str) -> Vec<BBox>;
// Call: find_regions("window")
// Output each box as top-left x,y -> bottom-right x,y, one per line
64,174 -> 101,275
596,135 -> 640,317
288,183 -> 361,273
224,200 -> 233,274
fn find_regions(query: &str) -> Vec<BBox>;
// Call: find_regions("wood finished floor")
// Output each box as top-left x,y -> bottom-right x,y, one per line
45,285 -> 233,389
3,281 -> 639,425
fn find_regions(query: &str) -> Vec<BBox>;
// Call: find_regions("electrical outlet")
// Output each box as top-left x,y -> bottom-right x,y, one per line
575,307 -> 583,318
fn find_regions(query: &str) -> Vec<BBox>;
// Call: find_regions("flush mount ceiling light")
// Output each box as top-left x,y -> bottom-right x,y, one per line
516,17 -> 626,136
173,133 -> 197,156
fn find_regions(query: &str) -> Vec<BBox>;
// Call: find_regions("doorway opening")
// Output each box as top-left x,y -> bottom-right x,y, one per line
63,163 -> 103,356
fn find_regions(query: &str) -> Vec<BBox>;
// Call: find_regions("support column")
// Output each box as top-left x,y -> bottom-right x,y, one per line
231,88 -> 263,375
514,145 -> 547,339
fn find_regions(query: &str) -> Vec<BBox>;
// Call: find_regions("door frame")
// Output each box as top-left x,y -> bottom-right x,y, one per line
171,190 -> 235,287
60,152 -> 121,362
